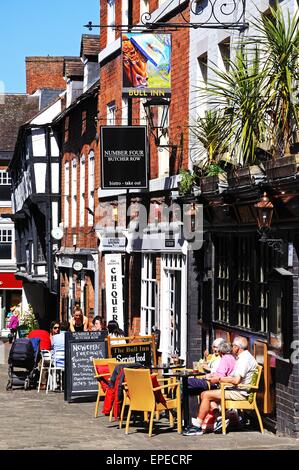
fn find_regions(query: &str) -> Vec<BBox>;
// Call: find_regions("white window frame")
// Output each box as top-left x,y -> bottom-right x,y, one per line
122,0 -> 129,26
160,254 -> 187,362
107,101 -> 116,125
64,162 -> 70,228
71,159 -> 77,228
0,228 -> 13,260
0,170 -> 11,185
88,152 -> 95,226
158,107 -> 169,177
140,254 -> 159,336
107,0 -> 116,45
79,156 -> 85,227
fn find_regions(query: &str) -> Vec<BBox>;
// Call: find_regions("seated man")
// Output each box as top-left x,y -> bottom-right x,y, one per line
184,336 -> 257,436
187,341 -> 235,421
28,328 -> 51,351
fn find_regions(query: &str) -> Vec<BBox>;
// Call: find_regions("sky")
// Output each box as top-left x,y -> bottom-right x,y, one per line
0,0 -> 99,93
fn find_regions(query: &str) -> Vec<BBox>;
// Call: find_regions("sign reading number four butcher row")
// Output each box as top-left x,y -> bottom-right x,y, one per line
100,126 -> 148,190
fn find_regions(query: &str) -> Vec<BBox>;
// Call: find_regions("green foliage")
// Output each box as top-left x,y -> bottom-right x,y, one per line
191,109 -> 229,165
205,163 -> 225,177
249,5 -> 299,157
178,169 -> 198,196
194,4 -> 299,163
19,304 -> 39,332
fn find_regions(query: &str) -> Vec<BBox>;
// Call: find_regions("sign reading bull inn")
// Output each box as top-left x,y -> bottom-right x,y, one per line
100,126 -> 148,190
104,254 -> 124,330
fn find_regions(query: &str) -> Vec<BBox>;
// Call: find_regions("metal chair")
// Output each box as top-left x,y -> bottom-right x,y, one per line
46,350 -> 65,393
37,350 -> 51,393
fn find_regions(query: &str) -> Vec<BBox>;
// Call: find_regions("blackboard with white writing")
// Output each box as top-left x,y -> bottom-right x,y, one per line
64,331 -> 108,402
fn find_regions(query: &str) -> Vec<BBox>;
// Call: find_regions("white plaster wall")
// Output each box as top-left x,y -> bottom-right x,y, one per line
34,163 -> 47,193
31,99 -> 62,126
51,163 -> 59,193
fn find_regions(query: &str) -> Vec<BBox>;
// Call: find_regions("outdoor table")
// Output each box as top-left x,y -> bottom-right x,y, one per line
151,363 -> 185,374
163,369 -> 206,432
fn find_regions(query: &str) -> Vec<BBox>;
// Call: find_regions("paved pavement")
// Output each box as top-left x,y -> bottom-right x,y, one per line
1,339 -> 299,451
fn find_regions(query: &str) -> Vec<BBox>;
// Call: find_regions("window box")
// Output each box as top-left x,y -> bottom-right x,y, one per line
264,155 -> 299,180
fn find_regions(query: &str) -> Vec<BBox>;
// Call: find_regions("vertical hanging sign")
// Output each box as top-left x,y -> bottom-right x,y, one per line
105,254 -> 124,331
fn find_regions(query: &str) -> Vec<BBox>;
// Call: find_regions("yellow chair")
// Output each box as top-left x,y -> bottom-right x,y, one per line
124,368 -> 182,437
93,358 -> 117,418
220,364 -> 264,434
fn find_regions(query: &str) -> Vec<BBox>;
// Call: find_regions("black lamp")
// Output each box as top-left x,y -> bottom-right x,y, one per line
143,97 -> 171,147
254,192 -> 284,254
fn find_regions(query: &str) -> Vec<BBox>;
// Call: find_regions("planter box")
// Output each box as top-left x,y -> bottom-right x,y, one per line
200,173 -> 227,194
228,165 -> 265,188
265,155 -> 299,180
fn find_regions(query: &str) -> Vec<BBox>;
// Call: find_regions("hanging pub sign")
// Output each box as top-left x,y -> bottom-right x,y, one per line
105,253 -> 124,331
122,33 -> 171,97
100,126 -> 148,190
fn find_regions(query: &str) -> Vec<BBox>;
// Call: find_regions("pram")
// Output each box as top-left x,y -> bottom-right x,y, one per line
6,337 -> 40,391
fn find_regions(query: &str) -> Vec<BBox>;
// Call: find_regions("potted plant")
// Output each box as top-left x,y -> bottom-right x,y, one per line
178,169 -> 199,197
250,6 -> 299,179
200,162 -> 228,194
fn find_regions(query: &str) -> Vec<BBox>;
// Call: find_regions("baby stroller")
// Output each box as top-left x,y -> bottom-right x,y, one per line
6,337 -> 40,391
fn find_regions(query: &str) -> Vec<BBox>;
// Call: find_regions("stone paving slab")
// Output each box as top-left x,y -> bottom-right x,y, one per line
1,340 -> 299,451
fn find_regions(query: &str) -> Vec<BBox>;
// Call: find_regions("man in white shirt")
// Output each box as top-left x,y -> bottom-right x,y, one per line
184,336 -> 257,436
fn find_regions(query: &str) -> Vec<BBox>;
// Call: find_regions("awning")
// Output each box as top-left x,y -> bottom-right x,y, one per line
0,273 -> 23,290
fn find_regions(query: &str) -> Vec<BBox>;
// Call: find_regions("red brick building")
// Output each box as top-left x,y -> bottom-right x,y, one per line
96,0 -> 191,362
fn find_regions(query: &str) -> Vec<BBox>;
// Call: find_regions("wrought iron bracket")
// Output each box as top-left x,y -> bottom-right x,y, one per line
85,0 -> 249,33
259,238 -> 284,255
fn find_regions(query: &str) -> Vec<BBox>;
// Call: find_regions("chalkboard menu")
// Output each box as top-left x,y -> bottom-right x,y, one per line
64,331 -> 107,402
107,335 -> 157,367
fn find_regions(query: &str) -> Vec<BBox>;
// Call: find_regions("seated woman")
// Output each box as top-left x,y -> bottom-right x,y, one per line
201,338 -> 225,373
187,341 -> 236,422
92,316 -> 105,332
50,321 -> 60,344
69,307 -> 88,333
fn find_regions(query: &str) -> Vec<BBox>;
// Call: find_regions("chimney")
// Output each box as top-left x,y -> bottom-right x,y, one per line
26,57 -> 67,95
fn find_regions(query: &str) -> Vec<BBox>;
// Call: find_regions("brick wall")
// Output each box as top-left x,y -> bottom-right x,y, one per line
276,240 -> 299,437
26,57 -> 66,95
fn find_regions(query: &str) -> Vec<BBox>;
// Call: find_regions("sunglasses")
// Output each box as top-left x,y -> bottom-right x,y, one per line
53,326 -> 60,330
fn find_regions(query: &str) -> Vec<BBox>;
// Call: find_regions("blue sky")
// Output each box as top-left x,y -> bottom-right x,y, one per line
0,0 -> 99,93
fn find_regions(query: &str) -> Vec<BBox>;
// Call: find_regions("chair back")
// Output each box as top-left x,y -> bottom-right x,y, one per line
248,365 -> 263,403
93,357 -> 117,374
41,350 -> 51,360
124,368 -> 155,411
53,349 -> 65,368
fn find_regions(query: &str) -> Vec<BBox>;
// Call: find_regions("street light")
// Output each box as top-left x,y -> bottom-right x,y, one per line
254,192 -> 284,255
143,97 -> 173,148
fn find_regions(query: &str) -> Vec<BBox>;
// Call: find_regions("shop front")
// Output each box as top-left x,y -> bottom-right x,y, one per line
0,273 -> 22,332
57,251 -> 98,327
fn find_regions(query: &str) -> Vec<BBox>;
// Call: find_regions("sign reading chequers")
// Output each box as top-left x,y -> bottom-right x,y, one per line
105,254 -> 124,331
100,126 -> 148,189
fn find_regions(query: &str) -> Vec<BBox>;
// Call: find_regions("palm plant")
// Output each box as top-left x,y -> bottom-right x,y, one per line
249,6 -> 299,157
190,109 -> 229,168
196,46 -> 268,166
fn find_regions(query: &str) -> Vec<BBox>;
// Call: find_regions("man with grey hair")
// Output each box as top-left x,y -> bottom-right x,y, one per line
184,335 -> 257,436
